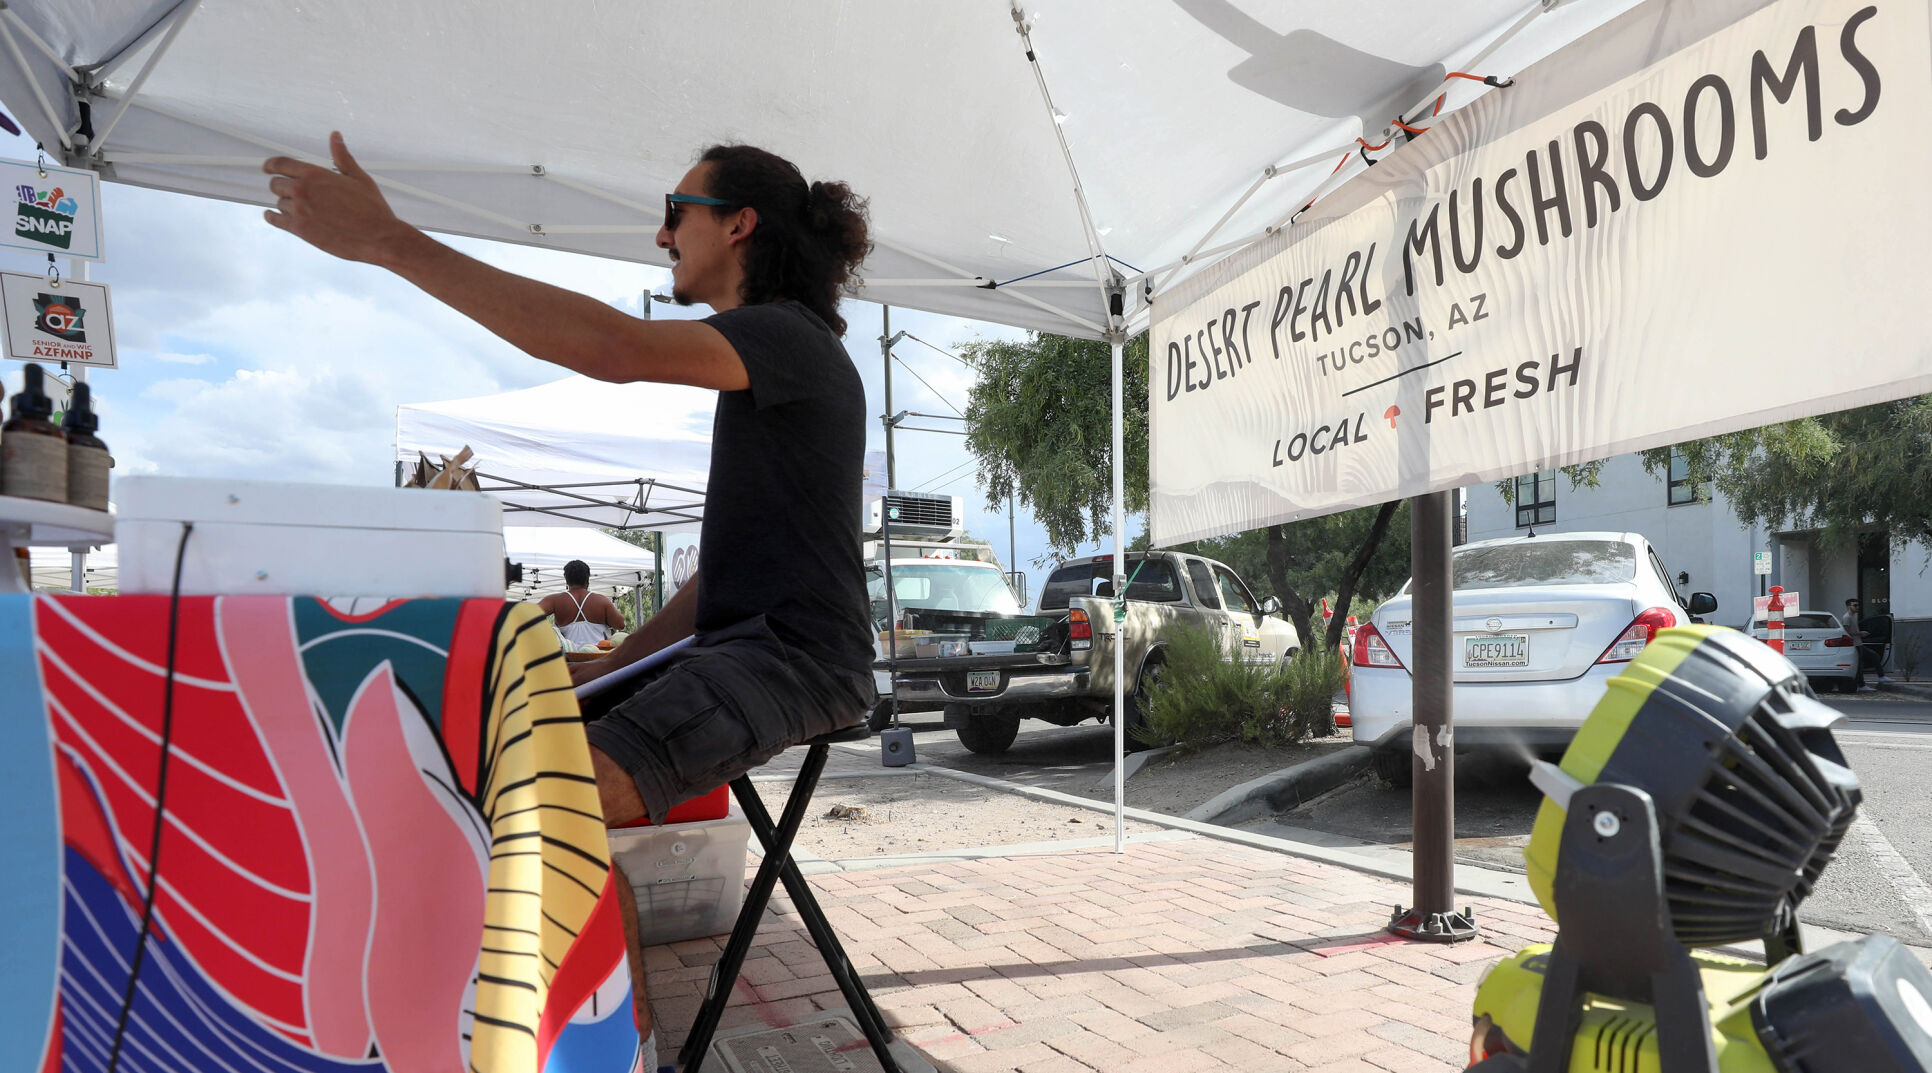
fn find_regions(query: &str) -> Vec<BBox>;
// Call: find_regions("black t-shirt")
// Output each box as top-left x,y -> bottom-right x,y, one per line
696,301 -> 872,677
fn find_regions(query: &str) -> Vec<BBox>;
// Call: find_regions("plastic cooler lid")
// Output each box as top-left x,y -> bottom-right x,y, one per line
113,477 -> 503,534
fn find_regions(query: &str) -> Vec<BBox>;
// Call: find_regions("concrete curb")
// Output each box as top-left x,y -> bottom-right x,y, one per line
1880,680 -> 1932,700
1183,745 -> 1373,827
1091,743 -> 1179,791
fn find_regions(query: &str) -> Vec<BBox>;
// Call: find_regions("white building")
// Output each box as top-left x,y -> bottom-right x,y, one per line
1465,451 -> 1931,674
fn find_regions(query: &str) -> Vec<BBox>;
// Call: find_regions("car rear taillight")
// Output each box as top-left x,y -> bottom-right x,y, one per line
1597,606 -> 1677,664
1069,608 -> 1092,650
1351,623 -> 1404,669
1824,635 -> 1857,648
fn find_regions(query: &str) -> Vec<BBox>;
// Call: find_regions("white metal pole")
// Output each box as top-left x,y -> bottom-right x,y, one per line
69,256 -> 88,593
1111,338 -> 1126,852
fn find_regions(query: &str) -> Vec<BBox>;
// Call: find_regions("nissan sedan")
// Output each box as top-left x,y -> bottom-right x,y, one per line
1349,532 -> 1716,785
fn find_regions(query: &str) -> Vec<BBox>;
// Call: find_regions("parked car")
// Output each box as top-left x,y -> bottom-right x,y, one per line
1349,531 -> 1716,785
1744,611 -> 1861,692
867,550 -> 1025,729
884,551 -> 1299,753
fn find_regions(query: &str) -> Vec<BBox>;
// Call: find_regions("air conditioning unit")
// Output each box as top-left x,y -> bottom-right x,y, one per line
867,490 -> 963,540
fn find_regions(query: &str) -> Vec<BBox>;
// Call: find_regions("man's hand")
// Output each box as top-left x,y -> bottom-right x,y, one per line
263,132 -> 424,267
570,658 -> 611,688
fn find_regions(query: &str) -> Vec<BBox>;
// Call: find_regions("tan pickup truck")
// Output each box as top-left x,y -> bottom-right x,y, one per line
882,551 -> 1301,753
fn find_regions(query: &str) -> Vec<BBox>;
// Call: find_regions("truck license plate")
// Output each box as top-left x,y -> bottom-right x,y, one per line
1464,634 -> 1530,668
966,670 -> 1000,693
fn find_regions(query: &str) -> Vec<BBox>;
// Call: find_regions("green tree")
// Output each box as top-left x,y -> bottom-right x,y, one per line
960,332 -> 1148,560
961,330 -> 1410,644
1638,398 -> 1931,552
600,527 -> 660,629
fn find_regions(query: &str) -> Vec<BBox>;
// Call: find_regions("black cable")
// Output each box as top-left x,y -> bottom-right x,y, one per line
106,520 -> 192,1073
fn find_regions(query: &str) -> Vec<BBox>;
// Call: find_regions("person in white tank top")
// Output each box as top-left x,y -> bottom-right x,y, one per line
539,559 -> 625,647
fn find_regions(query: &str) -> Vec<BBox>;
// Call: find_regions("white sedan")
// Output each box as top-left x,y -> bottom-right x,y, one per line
1745,611 -> 1861,692
1349,531 -> 1716,785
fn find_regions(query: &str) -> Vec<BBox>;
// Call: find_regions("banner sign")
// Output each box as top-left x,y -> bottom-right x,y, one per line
1754,590 -> 1803,619
1149,0 -> 1932,545
0,159 -> 103,260
0,271 -> 117,368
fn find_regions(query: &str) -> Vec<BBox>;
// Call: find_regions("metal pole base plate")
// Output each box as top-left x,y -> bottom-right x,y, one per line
1388,904 -> 1480,943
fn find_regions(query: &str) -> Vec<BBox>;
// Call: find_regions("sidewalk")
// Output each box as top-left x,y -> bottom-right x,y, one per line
649,749 -> 1560,1072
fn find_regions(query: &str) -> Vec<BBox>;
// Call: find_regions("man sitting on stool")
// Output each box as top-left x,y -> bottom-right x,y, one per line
265,136 -> 878,1068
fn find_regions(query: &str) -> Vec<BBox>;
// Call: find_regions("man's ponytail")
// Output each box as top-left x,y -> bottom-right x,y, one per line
698,145 -> 872,335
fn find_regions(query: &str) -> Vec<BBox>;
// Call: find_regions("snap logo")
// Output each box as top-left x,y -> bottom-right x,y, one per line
15,184 -> 77,249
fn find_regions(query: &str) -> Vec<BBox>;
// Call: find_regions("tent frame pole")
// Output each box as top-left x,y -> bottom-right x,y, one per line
87,0 -> 203,158
1110,333 -> 1126,854
1390,490 -> 1478,942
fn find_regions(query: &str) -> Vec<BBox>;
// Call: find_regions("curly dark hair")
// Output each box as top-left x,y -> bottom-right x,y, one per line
696,144 -> 871,335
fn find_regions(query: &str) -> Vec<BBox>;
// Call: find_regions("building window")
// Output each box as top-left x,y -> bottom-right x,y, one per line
1515,471 -> 1556,528
1667,446 -> 1700,506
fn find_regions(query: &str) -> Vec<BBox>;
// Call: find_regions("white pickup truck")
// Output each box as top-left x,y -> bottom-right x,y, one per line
880,551 -> 1301,753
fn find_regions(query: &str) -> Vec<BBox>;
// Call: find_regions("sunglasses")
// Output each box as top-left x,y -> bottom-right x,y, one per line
664,192 -> 739,231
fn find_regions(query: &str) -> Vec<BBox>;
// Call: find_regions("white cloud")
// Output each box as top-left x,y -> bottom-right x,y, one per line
149,351 -> 216,365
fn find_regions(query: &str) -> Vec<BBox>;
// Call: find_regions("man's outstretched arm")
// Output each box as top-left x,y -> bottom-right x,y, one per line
263,133 -> 748,390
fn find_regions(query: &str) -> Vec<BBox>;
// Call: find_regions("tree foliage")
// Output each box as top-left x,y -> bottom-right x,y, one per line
961,330 -> 1411,636
1493,396 -> 1932,554
1637,399 -> 1931,552
960,332 -> 1148,559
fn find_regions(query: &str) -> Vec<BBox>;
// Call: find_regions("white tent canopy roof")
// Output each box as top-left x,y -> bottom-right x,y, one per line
396,375 -> 890,532
0,0 -> 1640,340
396,375 -> 715,532
502,525 -> 654,600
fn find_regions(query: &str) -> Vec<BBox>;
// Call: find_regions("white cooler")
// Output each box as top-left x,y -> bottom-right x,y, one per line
115,477 -> 506,597
607,800 -> 752,948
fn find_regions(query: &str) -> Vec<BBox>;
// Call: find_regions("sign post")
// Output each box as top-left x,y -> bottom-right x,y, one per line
1754,551 -> 1772,598
1389,491 -> 1475,942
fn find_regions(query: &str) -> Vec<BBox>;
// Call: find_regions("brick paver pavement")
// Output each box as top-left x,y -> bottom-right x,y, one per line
648,831 -> 1557,1071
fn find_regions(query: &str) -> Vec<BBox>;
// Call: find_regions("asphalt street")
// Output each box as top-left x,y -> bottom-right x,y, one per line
896,693 -> 1932,951
1267,692 -> 1932,950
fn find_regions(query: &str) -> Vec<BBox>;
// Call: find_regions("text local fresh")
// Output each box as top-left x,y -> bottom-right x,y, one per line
1271,349 -> 1582,466
1166,7 -> 1882,402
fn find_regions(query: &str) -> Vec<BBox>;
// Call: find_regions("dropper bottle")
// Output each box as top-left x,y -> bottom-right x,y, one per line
1,363 -> 67,502
63,381 -> 111,511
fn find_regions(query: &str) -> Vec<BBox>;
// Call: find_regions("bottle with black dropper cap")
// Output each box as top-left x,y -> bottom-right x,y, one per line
2,362 -> 68,502
63,381 -> 111,511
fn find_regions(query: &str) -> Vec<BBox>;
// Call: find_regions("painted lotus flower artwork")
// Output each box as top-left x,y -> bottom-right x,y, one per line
0,594 -> 640,1073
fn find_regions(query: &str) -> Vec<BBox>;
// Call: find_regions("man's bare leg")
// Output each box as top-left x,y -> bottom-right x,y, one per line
592,745 -> 655,1042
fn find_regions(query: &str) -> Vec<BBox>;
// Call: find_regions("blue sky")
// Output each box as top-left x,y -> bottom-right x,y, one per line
0,125 -> 1126,579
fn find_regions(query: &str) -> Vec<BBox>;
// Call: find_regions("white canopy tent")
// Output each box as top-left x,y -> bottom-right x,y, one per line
396,374 -> 891,533
0,0 -> 1668,852
501,526 -> 655,601
0,0 -> 1645,341
396,375 -> 715,532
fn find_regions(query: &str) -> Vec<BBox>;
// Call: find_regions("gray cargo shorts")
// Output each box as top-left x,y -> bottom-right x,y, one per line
583,615 -> 874,822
